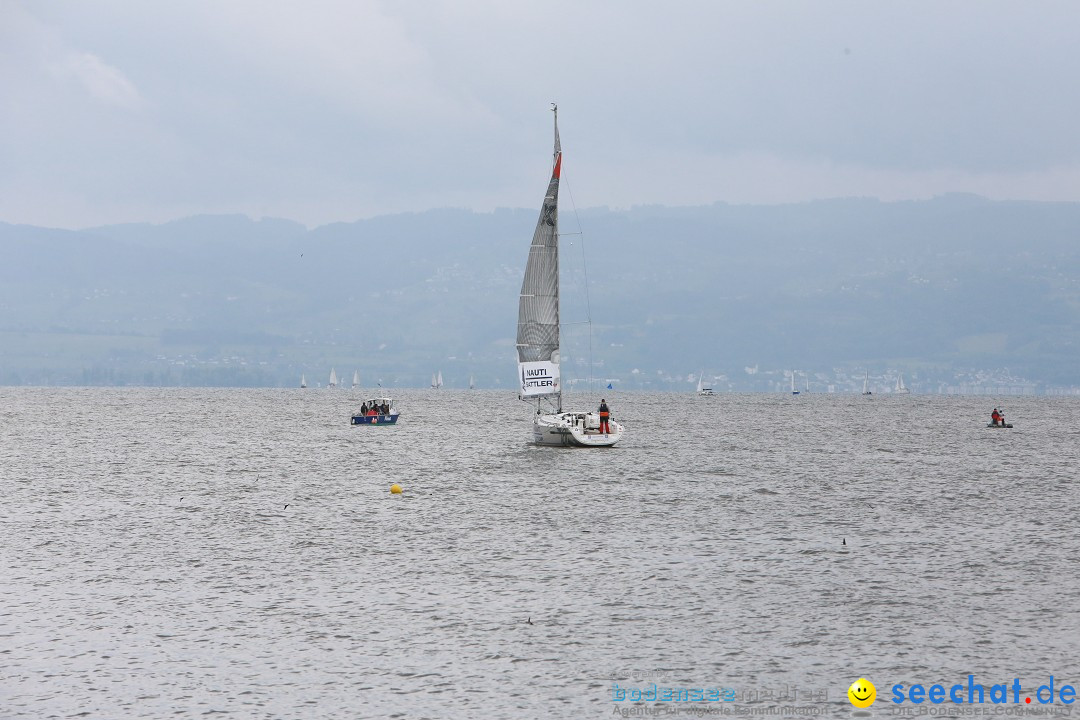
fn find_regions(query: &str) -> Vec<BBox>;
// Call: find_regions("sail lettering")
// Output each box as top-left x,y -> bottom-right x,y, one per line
518,361 -> 560,396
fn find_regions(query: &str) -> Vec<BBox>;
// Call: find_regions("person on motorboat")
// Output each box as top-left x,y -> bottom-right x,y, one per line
991,408 -> 1002,426
360,402 -> 369,415
598,399 -> 611,435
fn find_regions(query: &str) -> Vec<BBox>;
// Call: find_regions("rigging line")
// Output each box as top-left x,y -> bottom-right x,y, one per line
561,173 -> 596,394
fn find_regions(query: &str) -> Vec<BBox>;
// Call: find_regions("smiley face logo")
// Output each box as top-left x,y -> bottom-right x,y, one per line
848,678 -> 876,708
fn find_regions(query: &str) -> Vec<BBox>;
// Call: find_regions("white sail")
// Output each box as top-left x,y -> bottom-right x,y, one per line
437,371 -> 443,389
862,370 -> 870,395
352,370 -> 359,388
469,374 -> 475,390
791,371 -> 800,395
329,368 -> 338,388
300,374 -> 307,389
516,108 -> 563,403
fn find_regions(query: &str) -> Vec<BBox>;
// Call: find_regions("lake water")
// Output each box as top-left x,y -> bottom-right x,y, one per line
2,388 -> 1078,719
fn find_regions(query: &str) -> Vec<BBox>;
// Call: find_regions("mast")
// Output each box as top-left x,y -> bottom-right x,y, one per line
553,104 -> 561,411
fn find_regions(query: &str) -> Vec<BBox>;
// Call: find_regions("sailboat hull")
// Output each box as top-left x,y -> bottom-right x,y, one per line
533,412 -> 623,447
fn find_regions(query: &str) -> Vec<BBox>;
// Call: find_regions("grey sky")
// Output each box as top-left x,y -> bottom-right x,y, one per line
3,0 -> 1079,229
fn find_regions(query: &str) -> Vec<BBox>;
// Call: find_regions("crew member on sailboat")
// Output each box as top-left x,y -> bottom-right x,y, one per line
598,399 -> 611,435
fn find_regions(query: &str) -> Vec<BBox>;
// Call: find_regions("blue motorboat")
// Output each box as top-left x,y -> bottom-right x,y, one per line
350,397 -> 400,426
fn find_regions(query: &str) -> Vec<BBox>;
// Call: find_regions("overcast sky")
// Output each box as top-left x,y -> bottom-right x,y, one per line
3,0 -> 1079,229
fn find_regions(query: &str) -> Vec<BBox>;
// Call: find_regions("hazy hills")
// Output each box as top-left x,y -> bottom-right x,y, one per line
2,194 -> 1078,391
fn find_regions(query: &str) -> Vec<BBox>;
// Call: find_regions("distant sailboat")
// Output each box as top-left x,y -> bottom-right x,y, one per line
431,371 -> 443,389
862,370 -> 872,396
895,372 -> 910,394
469,374 -> 475,390
697,371 -> 715,396
352,370 -> 360,389
791,371 -> 800,395
300,374 -> 307,389
328,368 -> 338,388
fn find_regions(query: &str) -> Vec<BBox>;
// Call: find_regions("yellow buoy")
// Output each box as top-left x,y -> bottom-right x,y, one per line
390,484 -> 402,494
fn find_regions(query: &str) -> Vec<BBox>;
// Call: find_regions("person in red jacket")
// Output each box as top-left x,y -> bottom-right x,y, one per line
991,408 -> 1002,426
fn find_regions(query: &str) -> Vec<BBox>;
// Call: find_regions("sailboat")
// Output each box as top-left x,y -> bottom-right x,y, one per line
430,371 -> 443,389
516,105 -> 623,447
328,368 -> 338,388
697,371 -> 715,396
300,374 -> 307,389
895,372 -> 910,394
862,370 -> 872,396
469,374 -> 475,390
352,370 -> 360,389
790,371 -> 800,395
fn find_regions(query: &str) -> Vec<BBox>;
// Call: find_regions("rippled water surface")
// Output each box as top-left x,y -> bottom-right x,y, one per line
2,388 -> 1079,718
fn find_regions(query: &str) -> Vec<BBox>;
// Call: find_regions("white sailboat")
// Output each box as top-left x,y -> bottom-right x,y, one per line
328,368 -> 338,388
862,370 -> 872,396
516,105 -> 623,447
791,371 -> 800,395
352,370 -> 360,389
697,371 -> 715,396
469,374 -> 475,390
431,371 -> 443,389
895,372 -> 910,394
300,374 -> 307,389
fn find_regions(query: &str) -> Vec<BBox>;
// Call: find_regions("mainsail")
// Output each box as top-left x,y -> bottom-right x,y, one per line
517,107 -> 563,406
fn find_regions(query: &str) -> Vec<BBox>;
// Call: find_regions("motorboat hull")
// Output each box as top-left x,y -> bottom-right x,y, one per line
351,413 -> 400,426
